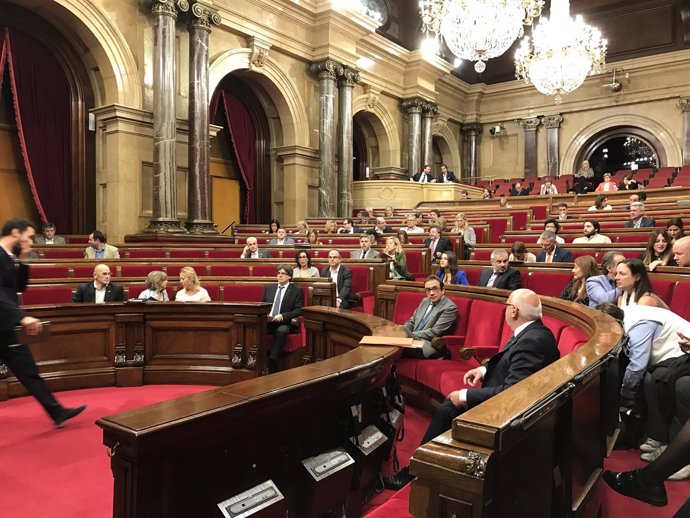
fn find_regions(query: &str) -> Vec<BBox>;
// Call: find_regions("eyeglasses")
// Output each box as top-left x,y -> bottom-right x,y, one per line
424,286 -> 441,293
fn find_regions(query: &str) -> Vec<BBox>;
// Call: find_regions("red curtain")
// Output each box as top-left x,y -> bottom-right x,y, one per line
210,89 -> 256,223
0,27 -> 71,231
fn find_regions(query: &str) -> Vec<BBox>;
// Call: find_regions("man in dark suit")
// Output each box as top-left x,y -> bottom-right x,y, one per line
350,234 -> 381,259
437,164 -> 458,183
478,249 -> 522,290
412,164 -> 433,183
423,225 -> 453,264
72,264 -> 125,303
509,181 -> 529,196
624,202 -> 656,228
401,276 -> 458,359
337,218 -> 363,234
261,265 -> 304,372
384,288 -> 559,489
0,218 -> 86,427
373,217 -> 394,235
242,236 -> 272,258
320,250 -> 358,309
535,231 -> 574,262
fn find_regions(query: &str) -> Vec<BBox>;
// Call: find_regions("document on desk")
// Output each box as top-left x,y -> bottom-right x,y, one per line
359,336 -> 424,348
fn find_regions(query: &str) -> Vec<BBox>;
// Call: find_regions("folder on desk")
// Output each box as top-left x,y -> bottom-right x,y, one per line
359,336 -> 423,348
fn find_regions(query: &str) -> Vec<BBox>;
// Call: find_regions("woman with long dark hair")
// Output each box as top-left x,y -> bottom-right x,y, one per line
615,259 -> 669,309
435,252 -> 469,286
560,256 -> 598,306
640,229 -> 677,271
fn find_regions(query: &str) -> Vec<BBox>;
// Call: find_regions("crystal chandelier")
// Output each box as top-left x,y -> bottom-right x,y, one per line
515,0 -> 606,103
419,0 -> 544,73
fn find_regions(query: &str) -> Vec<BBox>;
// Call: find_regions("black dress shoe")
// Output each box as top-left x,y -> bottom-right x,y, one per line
383,466 -> 413,490
603,469 -> 667,507
54,405 -> 87,428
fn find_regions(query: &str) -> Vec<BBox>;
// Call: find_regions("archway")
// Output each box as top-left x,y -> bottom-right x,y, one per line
432,122 -> 462,179
577,127 -> 662,177
353,98 -> 400,169
353,111 -> 385,180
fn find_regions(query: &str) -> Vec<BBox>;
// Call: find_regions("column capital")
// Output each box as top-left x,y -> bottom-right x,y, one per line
364,85 -> 380,111
678,98 -> 690,112
540,114 -> 563,129
461,122 -> 482,135
402,97 -> 426,114
310,59 -> 343,81
151,0 -> 189,18
338,67 -> 360,88
422,102 -> 438,118
518,117 -> 541,132
249,36 -> 272,69
189,2 -> 221,30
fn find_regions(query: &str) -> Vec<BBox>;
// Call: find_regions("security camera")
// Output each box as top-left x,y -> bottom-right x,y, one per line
489,125 -> 502,136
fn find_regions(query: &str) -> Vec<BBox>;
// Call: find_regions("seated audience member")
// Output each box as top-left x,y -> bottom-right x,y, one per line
640,229 -> 677,270
560,256 -> 598,306
625,202 -> 656,228
573,219 -> 612,244
175,266 -> 211,302
482,188 -> 492,199
586,251 -> 626,308
460,189 -> 469,199
293,250 -> 319,278
383,236 -> 414,280
509,181 -> 528,196
365,229 -> 380,247
498,195 -> 511,208
350,234 -> 381,259
269,228 -> 295,245
358,210 -> 372,226
320,250 -> 358,309
537,219 -> 565,244
449,213 -> 476,260
242,237 -> 272,258
374,217 -> 394,235
338,217 -> 362,234
138,270 -> 169,301
402,214 -> 424,234
261,264 -> 304,372
307,229 -> 322,246
619,174 -> 639,190
674,236 -> 690,267
84,230 -> 120,259
385,289 -> 559,489
536,231 -> 573,263
412,164 -> 433,183
34,222 -> 66,245
479,249 -> 521,289
556,203 -> 571,220
588,194 -> 613,212
400,276 -> 458,359
437,164 -> 457,183
415,212 -> 425,228
595,172 -> 618,192
424,225 -> 453,264
539,177 -> 558,195
267,219 -> 281,234
436,252 -> 469,286
574,159 -> 594,193
667,218 -> 686,243
384,206 -> 395,218
73,264 -> 124,303
396,229 -> 410,245
294,221 -> 309,235
575,159 -> 594,180
428,209 -> 447,231
509,241 -> 536,263
615,258 -> 669,309
323,219 -> 337,234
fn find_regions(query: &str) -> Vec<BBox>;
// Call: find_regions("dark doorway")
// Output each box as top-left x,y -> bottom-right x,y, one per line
353,120 -> 368,181
588,136 -> 658,176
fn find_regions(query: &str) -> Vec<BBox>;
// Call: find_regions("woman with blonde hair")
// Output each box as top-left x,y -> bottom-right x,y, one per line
560,256 -> 598,306
175,266 -> 211,302
383,236 -> 414,280
295,221 -> 309,235
449,213 -> 476,260
138,270 -> 169,301
323,220 -> 337,234
640,229 -> 677,271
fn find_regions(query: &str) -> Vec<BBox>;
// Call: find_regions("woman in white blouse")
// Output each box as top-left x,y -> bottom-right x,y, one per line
138,270 -> 169,301
293,250 -> 319,278
175,266 -> 211,302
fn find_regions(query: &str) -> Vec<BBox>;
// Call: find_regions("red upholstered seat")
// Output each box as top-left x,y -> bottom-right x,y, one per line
404,251 -> 423,275
473,226 -> 485,243
72,264 -> 117,278
30,265 -> 69,279
169,249 -> 207,259
527,272 -> 572,297
222,284 -> 265,302
558,326 -> 588,356
650,279 -> 675,306
571,250 -> 596,260
392,292 -> 426,325
463,268 -> 482,286
252,265 -> 278,276
438,366 -> 481,397
21,286 -> 73,305
207,249 -> 243,258
120,265 -> 162,277
394,357 -> 418,380
443,296 -> 473,359
541,315 -> 568,342
204,284 -> 220,301
362,484 -> 412,518
166,264 -> 207,277
616,234 -> 647,244
42,249 -> 83,259
417,359 -> 478,393
670,281 -> 690,320
209,265 -> 250,276
128,249 -> 166,259
473,249 -> 492,261
461,300 -> 506,359
127,285 -> 146,299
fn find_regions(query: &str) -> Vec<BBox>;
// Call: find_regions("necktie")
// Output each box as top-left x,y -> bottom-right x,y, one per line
270,286 -> 284,317
414,303 -> 435,331
546,252 -> 553,263
421,174 -> 426,183
429,239 -> 436,254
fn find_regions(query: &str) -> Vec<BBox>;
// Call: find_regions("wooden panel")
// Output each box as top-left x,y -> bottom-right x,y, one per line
211,176 -> 240,233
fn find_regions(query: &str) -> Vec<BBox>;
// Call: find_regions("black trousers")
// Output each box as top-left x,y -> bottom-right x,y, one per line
266,322 -> 291,361
0,343 -> 61,419
421,398 -> 465,445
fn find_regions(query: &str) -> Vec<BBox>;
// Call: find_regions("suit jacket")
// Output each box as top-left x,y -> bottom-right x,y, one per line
412,172 -> 434,183
35,235 -> 66,245
586,274 -> 620,308
624,217 -> 656,228
509,188 -> 529,196
338,227 -> 363,234
374,226 -> 394,234
261,283 -> 303,328
402,296 -> 458,345
269,237 -> 295,245
320,265 -> 357,306
72,281 -> 125,303
242,249 -> 273,258
466,320 -> 559,408
437,171 -> 458,183
478,267 -> 521,290
349,248 -> 381,259
84,244 -> 120,259
424,237 -> 453,261
536,247 -> 574,263
0,247 -> 29,344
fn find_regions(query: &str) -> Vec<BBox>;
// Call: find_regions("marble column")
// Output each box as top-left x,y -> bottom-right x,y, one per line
421,102 -> 437,170
518,117 -> 541,178
186,2 -> 221,234
402,98 -> 425,177
337,67 -> 360,217
541,114 -> 563,177
310,60 -> 342,217
678,98 -> 690,165
145,0 -> 189,234
461,123 -> 482,182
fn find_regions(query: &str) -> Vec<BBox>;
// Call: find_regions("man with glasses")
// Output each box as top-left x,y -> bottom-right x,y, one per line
320,250 -> 358,309
261,265 -> 304,373
401,276 -> 458,359
384,288 -> 558,489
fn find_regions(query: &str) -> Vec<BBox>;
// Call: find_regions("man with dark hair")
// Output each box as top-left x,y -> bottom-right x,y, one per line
373,217 -> 394,235
437,164 -> 457,183
424,225 -> 453,264
0,218 -> 86,427
412,164 -> 433,183
321,250 -> 358,309
556,203 -> 572,220
573,219 -> 612,244
34,222 -> 66,245
337,218 -> 362,234
261,264 -> 304,373
350,234 -> 381,259
586,251 -> 626,307
84,230 -> 120,259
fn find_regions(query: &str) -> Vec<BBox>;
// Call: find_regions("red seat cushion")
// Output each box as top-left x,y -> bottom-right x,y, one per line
222,284 -> 264,302
463,268 -> 482,286
438,366 -> 481,396
166,264 -> 207,278
392,292 -> 426,325
121,265 -> 162,277
464,300 -> 505,348
21,286 -> 73,305
417,359 -> 478,393
650,279 -> 675,306
252,265 -> 278,277
349,265 -> 371,292
527,272 -> 572,298
394,357 -> 418,380
73,264 -> 117,278
204,284 -> 220,301
30,266 -> 69,279
558,326 -> 588,355
128,249 -> 166,259
42,249 -> 83,259
209,265 -> 250,276
541,315 -> 567,342
207,249 -> 243,258
670,281 -> 690,320
169,249 -> 207,259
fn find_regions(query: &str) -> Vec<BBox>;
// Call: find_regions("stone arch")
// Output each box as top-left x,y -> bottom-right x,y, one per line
562,114 -> 682,174
432,121 -> 462,175
353,97 -> 400,168
209,49 -> 310,148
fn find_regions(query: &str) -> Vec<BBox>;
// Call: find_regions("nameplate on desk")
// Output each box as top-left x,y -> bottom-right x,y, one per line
359,336 -> 423,348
